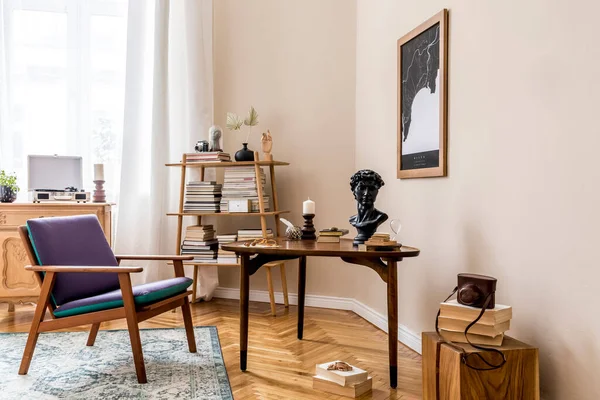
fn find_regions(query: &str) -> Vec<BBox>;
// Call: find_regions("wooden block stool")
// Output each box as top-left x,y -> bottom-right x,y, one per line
422,332 -> 539,400
264,261 -> 289,316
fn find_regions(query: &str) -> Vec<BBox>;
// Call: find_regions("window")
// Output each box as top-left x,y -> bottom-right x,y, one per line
0,0 -> 128,199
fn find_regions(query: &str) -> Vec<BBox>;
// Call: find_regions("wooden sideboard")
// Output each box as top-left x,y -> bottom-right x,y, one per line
0,202 -> 112,311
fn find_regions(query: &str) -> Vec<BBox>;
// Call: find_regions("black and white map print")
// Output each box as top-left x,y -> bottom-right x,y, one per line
401,23 -> 440,170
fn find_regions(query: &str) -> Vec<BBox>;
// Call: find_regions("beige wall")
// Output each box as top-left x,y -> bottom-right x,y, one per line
213,0 -> 359,296
356,0 -> 600,398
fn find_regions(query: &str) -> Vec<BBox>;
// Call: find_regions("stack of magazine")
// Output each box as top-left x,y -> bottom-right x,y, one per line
183,181 -> 222,213
180,225 -> 218,263
220,167 -> 269,212
216,233 -> 238,264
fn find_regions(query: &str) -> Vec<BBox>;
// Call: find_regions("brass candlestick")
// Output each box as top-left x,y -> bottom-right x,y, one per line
301,213 -> 316,240
93,180 -> 106,203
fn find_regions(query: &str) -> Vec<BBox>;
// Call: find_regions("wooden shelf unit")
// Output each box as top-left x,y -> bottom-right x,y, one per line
166,152 -> 289,302
167,210 -> 290,217
165,160 -> 289,168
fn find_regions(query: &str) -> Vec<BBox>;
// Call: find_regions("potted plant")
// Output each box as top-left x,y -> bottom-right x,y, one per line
227,106 -> 259,161
0,170 -> 19,203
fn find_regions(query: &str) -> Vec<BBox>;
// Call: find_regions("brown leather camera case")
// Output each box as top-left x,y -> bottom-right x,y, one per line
457,273 -> 497,309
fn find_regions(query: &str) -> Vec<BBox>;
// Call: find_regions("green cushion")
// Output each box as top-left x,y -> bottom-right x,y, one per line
53,278 -> 192,318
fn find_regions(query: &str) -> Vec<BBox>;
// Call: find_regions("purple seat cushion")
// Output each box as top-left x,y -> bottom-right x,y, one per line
27,214 -> 119,306
53,277 -> 193,318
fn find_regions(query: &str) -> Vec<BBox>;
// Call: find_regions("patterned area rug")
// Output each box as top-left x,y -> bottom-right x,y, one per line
0,326 -> 233,400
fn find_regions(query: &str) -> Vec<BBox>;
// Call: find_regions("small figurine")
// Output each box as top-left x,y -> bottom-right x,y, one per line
209,125 -> 223,152
280,218 -> 302,240
261,130 -> 273,161
349,169 -> 388,246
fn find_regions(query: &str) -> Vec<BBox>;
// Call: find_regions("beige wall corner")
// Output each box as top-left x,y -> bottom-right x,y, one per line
356,0 -> 600,399
213,0 -> 359,298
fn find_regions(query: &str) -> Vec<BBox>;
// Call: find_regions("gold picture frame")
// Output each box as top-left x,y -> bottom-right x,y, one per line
397,9 -> 448,179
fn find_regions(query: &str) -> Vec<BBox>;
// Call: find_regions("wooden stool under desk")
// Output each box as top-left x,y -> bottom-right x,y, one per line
422,332 -> 540,400
188,261 -> 289,317
264,261 -> 289,316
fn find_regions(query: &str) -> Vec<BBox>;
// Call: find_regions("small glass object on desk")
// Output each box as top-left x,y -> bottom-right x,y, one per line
390,219 -> 402,242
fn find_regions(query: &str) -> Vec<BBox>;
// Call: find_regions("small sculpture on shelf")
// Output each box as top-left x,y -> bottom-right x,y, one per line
261,130 -> 273,161
209,125 -> 223,152
349,169 -> 388,246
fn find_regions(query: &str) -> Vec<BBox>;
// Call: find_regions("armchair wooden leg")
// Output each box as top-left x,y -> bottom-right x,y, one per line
266,265 -> 276,316
118,273 -> 147,384
87,323 -> 101,346
279,263 -> 289,308
19,272 -> 56,375
181,296 -> 197,353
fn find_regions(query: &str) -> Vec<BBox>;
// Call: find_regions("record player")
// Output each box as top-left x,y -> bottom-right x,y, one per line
28,155 -> 91,203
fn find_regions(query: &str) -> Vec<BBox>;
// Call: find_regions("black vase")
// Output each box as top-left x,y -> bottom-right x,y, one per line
234,143 -> 254,161
0,186 -> 17,203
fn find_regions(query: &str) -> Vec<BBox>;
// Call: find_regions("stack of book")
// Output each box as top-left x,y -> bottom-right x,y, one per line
438,299 -> 513,346
185,152 -> 231,163
312,361 -> 372,398
183,181 -> 222,213
220,167 -> 270,212
358,232 -> 400,251
216,233 -> 238,264
237,228 -> 274,241
180,225 -> 218,263
317,228 -> 349,243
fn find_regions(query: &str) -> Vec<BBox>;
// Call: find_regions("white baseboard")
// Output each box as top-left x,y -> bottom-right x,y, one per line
213,287 -> 422,354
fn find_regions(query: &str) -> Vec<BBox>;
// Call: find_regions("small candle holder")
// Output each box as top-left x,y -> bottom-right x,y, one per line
301,213 -> 316,240
93,180 -> 106,203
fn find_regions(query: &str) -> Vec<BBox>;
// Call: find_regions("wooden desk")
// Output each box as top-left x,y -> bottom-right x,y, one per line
222,238 -> 420,388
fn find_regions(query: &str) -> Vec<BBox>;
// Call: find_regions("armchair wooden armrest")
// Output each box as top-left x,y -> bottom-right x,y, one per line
24,265 -> 144,273
115,255 -> 194,262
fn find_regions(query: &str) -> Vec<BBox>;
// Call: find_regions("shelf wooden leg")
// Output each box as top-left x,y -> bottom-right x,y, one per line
269,164 -> 281,237
266,266 -> 276,316
192,265 -> 199,303
280,263 -> 289,307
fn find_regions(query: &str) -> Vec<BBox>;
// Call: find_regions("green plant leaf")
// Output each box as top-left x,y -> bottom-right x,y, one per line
244,106 -> 259,127
226,113 -> 243,131
0,170 -> 19,192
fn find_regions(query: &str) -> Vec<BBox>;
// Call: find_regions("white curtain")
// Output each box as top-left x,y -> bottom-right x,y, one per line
0,0 -> 128,199
115,0 -> 218,299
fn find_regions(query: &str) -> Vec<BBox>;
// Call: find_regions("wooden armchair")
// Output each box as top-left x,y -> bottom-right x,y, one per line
17,214 -> 197,383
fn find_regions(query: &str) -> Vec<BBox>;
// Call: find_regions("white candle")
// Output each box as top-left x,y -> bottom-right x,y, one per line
94,164 -> 105,181
303,198 -> 315,215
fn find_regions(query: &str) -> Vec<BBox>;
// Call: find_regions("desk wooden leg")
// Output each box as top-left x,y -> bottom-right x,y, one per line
297,256 -> 307,340
240,254 -> 250,371
386,258 -> 398,388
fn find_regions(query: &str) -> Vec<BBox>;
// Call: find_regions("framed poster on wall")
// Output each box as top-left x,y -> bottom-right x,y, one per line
397,9 -> 448,179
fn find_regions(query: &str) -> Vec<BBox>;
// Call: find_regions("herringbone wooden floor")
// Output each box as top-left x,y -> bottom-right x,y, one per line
0,299 -> 422,399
